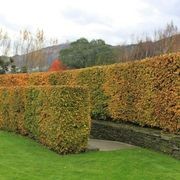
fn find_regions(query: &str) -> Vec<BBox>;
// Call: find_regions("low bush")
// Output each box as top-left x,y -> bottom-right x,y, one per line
0,86 -> 91,154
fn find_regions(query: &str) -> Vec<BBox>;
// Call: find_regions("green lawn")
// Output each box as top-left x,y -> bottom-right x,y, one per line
0,131 -> 179,180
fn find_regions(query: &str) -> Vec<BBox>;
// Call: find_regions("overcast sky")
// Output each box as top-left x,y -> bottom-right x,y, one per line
0,0 -> 180,45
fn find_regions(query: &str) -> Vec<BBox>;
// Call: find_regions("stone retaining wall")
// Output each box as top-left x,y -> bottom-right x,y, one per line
91,120 -> 180,159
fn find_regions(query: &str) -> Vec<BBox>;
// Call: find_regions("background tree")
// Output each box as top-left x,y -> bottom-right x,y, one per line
0,56 -> 14,74
60,38 -> 116,68
0,29 -> 11,56
116,21 -> 179,62
154,21 -> 178,54
13,29 -> 58,72
48,59 -> 67,72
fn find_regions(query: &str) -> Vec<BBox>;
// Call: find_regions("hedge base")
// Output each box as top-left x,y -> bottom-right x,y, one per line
91,120 -> 180,159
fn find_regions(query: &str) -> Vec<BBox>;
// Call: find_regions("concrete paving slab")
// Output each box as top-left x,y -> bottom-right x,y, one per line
88,139 -> 135,151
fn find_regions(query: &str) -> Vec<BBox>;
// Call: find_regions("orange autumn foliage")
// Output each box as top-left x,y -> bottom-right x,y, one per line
48,59 -> 67,72
0,86 -> 91,154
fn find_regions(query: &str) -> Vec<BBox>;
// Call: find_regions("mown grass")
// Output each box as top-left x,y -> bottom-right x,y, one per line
0,131 -> 179,180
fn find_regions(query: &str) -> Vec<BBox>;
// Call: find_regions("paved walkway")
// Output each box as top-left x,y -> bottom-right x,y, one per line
88,139 -> 135,151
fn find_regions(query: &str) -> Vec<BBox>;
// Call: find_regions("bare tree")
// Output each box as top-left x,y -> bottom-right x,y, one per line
116,21 -> 179,62
0,29 -> 11,56
155,21 -> 178,54
12,29 -> 59,72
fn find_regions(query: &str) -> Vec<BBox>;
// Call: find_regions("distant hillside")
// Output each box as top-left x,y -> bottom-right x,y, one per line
12,43 -> 69,71
113,34 -> 180,61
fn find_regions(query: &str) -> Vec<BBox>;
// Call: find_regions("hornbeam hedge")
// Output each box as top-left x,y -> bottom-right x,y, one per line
0,53 -> 179,133
0,86 -> 91,154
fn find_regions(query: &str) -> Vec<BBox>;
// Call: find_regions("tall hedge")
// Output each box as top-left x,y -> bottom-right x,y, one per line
104,54 -> 179,133
0,53 -> 179,133
0,86 -> 91,154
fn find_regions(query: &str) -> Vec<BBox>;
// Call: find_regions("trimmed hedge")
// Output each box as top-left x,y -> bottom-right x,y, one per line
104,54 -> 179,133
0,53 -> 179,133
0,86 -> 91,154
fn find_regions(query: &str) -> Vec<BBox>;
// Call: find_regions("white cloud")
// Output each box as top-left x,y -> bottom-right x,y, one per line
0,0 -> 179,45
